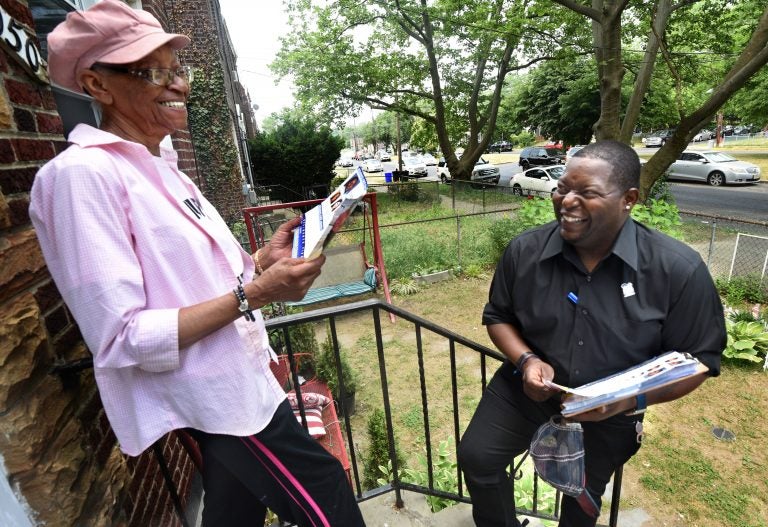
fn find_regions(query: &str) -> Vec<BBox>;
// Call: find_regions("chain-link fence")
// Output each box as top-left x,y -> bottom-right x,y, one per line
241,179 -> 768,287
365,180 -> 768,284
678,211 -> 768,283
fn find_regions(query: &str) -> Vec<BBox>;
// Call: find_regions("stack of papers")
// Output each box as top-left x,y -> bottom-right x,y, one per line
292,167 -> 368,259
549,351 -> 708,417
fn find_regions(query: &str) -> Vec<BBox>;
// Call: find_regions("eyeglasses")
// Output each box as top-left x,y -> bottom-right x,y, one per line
554,186 -> 619,200
93,64 -> 193,87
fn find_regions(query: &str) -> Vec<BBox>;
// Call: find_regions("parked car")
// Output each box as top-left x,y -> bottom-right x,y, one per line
488,140 -> 513,153
437,156 -> 500,186
377,150 -> 391,161
644,128 -> 675,147
336,157 -> 354,167
692,129 -> 714,142
666,151 -> 761,186
565,145 -> 586,161
421,153 -> 437,166
518,146 -> 565,170
509,165 -> 566,196
362,158 -> 383,173
402,155 -> 428,177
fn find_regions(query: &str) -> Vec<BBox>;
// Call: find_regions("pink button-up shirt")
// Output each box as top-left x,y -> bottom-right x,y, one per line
30,125 -> 285,456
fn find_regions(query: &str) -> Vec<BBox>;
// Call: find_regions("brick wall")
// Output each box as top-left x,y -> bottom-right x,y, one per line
0,0 -> 197,525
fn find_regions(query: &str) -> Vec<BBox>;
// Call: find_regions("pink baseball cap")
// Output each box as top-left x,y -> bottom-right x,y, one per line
47,0 -> 190,93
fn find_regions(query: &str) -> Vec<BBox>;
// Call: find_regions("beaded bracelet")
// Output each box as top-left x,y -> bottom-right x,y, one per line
233,283 -> 255,321
253,248 -> 264,275
516,351 -> 539,372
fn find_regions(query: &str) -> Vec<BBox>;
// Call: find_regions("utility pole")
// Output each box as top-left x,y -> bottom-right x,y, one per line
396,111 -> 402,172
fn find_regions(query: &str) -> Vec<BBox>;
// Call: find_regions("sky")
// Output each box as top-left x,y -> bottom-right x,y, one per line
218,1 -> 296,127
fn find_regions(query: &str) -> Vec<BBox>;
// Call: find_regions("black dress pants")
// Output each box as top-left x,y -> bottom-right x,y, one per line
188,400 -> 365,527
457,361 -> 642,527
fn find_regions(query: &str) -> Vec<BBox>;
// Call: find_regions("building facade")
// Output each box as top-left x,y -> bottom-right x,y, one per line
0,0 -> 257,524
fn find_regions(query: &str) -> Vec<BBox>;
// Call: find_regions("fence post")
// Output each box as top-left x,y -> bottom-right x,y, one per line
456,215 -> 462,270
451,180 -> 456,211
707,219 -> 717,270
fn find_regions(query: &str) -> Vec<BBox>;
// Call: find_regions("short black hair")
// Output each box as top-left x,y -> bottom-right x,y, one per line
573,140 -> 640,192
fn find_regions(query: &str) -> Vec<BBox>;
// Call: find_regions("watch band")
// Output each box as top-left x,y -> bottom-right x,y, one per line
626,393 -> 647,416
233,284 -> 255,321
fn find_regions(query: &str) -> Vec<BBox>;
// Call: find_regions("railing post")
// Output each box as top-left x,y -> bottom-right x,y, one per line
373,307 -> 404,509
608,465 -> 624,526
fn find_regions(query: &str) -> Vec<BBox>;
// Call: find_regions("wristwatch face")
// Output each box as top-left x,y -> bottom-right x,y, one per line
238,298 -> 250,313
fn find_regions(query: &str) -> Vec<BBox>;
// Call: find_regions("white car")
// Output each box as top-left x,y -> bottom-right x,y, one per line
362,158 -> 383,172
666,151 -> 761,186
693,130 -> 714,142
509,165 -> 566,196
402,155 -> 428,177
421,153 -> 437,166
437,156 -> 500,186
336,157 -> 354,167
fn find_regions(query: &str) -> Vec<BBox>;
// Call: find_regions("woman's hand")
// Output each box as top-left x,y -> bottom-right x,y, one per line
246,254 -> 326,304
256,216 -> 303,270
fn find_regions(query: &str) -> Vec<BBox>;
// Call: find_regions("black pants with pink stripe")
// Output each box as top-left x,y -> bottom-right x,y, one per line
187,400 -> 365,527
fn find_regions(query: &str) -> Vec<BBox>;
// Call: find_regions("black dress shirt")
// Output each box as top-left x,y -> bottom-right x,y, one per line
483,219 -> 726,387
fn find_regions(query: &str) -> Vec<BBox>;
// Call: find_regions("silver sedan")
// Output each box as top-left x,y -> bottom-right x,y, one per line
666,151 -> 761,186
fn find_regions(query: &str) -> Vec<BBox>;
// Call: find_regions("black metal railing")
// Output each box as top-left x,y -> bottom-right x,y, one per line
265,298 -> 623,526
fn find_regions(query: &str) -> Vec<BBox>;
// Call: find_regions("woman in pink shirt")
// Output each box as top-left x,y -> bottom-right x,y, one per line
30,1 -> 364,526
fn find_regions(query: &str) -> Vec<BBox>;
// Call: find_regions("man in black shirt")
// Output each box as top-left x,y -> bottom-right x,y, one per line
458,141 -> 725,527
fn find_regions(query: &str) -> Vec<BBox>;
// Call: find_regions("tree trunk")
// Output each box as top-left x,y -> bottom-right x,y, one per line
620,0 -> 673,143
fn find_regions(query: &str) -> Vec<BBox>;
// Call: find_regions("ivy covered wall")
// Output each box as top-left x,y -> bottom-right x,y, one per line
167,0 -> 246,224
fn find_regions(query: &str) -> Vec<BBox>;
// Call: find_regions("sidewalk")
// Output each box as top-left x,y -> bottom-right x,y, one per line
358,488 -> 652,527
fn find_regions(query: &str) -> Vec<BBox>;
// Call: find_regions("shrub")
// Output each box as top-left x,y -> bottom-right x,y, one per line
489,217 -> 517,263
631,198 -> 683,238
715,275 -> 768,305
364,408 -> 406,490
390,278 -> 421,296
316,333 -> 357,397
400,439 -> 459,513
387,182 -> 428,202
723,318 -> 768,369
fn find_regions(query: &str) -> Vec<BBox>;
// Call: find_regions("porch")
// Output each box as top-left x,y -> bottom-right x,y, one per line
255,298 -> 631,526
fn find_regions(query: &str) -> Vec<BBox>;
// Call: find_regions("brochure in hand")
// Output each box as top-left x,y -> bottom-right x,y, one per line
291,167 -> 368,260
547,351 -> 708,417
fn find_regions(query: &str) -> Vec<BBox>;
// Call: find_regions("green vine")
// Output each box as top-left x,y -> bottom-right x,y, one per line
187,66 -> 240,208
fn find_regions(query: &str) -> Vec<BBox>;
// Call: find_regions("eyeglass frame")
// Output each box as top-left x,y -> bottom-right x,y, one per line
91,64 -> 193,87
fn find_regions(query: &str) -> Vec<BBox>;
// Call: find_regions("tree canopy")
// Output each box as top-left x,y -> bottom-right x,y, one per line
273,0 -> 577,180
553,0 -> 768,197
248,112 -> 344,202
273,0 -> 768,197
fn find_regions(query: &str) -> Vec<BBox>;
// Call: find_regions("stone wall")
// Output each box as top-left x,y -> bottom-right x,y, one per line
0,0 -> 199,524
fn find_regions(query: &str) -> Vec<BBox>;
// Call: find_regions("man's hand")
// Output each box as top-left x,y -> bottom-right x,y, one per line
521,359 -> 556,402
